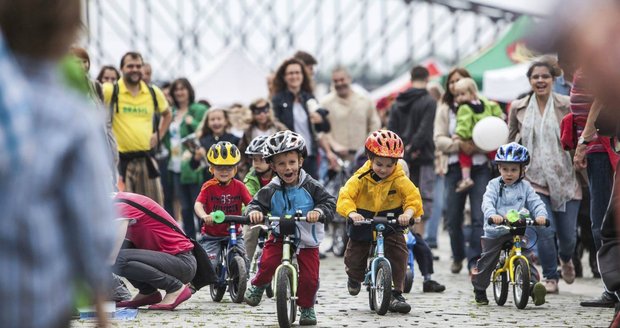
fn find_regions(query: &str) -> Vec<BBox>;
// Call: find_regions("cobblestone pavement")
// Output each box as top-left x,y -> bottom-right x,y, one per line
72,230 -> 616,327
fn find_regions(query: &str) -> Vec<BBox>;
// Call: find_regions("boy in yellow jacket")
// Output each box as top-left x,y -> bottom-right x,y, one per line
337,129 -> 423,314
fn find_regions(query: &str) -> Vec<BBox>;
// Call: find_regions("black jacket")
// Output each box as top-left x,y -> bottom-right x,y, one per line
388,88 -> 436,165
272,90 -> 330,155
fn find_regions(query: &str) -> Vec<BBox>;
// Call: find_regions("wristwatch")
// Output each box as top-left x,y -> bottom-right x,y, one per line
578,136 -> 591,146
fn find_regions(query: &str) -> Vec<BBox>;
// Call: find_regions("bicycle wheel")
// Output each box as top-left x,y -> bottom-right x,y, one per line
368,284 -> 375,311
331,221 -> 348,257
492,270 -> 509,306
403,267 -> 413,293
210,263 -> 226,302
513,258 -> 531,309
373,261 -> 392,315
276,266 -> 296,328
228,255 -> 247,303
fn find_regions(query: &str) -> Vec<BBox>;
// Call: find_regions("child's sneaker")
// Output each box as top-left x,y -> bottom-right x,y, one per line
455,178 -> 474,193
244,284 -> 266,306
474,289 -> 489,305
388,291 -> 411,313
347,278 -> 361,296
531,282 -> 547,306
423,280 -> 446,293
299,307 -> 317,325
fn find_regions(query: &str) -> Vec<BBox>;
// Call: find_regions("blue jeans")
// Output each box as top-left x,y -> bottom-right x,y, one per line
587,152 -> 613,251
424,174 -> 445,246
179,181 -> 201,240
445,163 -> 491,269
535,194 -> 580,280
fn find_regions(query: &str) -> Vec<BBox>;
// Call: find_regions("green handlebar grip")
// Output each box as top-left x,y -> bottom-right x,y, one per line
212,210 -> 226,224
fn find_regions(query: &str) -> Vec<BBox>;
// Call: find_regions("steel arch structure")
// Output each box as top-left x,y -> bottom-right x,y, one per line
83,0 -> 524,86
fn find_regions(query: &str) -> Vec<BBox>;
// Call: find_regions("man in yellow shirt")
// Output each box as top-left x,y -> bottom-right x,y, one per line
103,52 -> 171,205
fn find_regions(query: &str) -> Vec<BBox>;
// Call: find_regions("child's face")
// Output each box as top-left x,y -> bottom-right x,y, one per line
251,155 -> 270,174
270,151 -> 303,186
371,156 -> 397,180
498,163 -> 521,185
212,165 -> 235,183
208,111 -> 227,135
455,86 -> 475,105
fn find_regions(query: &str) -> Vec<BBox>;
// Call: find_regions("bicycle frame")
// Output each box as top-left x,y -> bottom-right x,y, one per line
366,224 -> 392,287
214,222 -> 243,285
274,235 -> 299,300
492,235 -> 529,284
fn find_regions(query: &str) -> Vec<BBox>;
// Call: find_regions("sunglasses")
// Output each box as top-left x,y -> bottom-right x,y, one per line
251,105 -> 270,114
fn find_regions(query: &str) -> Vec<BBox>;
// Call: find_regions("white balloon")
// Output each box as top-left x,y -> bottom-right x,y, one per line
472,116 -> 509,152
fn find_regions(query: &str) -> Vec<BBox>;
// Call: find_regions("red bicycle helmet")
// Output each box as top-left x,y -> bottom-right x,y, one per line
365,129 -> 404,158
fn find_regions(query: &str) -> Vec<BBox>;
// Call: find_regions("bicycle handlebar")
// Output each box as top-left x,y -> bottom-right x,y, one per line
213,212 -> 325,224
487,217 -> 550,227
348,216 -> 419,226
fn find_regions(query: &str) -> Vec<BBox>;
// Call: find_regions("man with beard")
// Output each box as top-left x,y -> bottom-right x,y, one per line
103,52 -> 171,205
321,67 -> 381,162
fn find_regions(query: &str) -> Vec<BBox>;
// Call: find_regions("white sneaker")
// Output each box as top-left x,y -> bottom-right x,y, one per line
545,279 -> 559,294
561,259 -> 576,284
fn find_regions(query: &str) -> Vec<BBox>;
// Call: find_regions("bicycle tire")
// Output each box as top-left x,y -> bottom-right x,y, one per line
403,267 -> 414,293
210,263 -> 226,302
373,261 -> 392,315
492,270 -> 509,306
228,255 -> 247,303
513,258 -> 531,309
276,266 -> 296,328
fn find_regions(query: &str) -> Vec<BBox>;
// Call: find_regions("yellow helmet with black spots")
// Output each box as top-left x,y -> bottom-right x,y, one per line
207,141 -> 241,166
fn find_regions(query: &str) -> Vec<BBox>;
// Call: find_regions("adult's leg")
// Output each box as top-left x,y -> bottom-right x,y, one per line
179,182 -> 198,239
125,158 -> 164,205
113,249 -> 196,293
444,164 -> 467,264
244,224 -> 260,266
425,174 -> 445,247
466,164 -> 491,270
555,199 -> 580,263
296,247 -> 320,308
587,152 -> 614,251
159,157 -> 174,217
536,194 -> 560,280
302,154 -> 319,180
418,164 -> 436,228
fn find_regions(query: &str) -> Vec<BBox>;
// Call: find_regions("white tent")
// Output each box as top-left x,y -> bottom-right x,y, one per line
191,48 -> 269,107
482,62 -> 531,103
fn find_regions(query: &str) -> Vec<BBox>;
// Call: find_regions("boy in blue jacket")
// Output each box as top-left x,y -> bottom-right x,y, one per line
471,143 -> 548,306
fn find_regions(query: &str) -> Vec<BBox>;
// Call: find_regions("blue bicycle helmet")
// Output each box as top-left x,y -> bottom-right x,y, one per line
495,142 -> 530,165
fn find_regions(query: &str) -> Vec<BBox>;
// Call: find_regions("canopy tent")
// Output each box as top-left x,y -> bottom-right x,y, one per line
191,48 -> 269,107
459,15 -> 536,90
482,62 -> 531,103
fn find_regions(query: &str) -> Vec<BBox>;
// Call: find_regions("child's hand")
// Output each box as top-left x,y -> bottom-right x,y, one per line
248,211 -> 264,224
398,214 -> 412,226
306,210 -> 321,223
490,215 -> 503,224
535,216 -> 547,226
349,212 -> 364,224
202,214 -> 214,225
195,147 -> 206,160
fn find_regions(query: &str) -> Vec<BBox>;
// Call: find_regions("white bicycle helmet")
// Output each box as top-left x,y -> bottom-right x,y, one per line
245,135 -> 269,156
262,130 -> 307,160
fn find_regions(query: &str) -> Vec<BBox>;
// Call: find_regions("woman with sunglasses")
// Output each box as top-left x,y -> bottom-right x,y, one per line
238,98 -> 287,175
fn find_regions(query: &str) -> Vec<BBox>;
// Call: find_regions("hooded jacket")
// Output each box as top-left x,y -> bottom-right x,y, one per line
244,169 -> 335,248
337,160 -> 424,241
388,88 -> 437,165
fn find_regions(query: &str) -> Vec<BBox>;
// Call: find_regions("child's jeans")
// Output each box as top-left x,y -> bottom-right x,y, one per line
200,233 -> 247,268
472,233 -> 540,291
344,232 -> 408,292
251,236 -> 320,309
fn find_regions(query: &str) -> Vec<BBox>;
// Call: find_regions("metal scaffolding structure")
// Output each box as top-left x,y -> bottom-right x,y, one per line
83,0 -> 524,87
